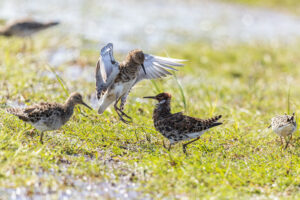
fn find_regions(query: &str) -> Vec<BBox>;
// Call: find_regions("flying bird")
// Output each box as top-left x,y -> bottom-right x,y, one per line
95,43 -> 185,123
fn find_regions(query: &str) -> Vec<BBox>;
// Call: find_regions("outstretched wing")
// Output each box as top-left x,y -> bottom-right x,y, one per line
95,43 -> 119,99
135,54 -> 185,84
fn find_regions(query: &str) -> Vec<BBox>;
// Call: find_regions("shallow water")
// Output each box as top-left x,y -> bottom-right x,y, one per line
1,0 -> 300,51
0,158 -> 148,200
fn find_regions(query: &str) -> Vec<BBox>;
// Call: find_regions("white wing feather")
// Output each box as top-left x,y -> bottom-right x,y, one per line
95,43 -> 120,99
135,54 -> 185,84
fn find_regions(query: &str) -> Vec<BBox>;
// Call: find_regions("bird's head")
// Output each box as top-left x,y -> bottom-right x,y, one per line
67,92 -> 92,109
144,92 -> 172,104
128,49 -> 146,74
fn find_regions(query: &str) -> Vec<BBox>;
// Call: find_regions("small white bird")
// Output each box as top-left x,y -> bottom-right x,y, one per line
269,113 -> 296,149
95,43 -> 185,123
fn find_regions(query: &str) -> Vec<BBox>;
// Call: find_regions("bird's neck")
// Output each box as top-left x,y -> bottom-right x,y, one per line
63,99 -> 76,118
122,58 -> 140,71
153,100 -> 171,120
118,60 -> 140,81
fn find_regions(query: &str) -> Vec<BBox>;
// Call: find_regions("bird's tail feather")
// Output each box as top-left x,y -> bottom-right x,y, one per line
204,115 -> 222,128
205,115 -> 222,123
209,122 -> 223,128
6,108 -> 29,121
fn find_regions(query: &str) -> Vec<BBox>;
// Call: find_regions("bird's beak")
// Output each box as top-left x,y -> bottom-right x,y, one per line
143,96 -> 156,99
81,101 -> 92,110
141,63 -> 146,74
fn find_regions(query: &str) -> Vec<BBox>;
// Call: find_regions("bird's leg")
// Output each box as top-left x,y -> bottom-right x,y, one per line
162,139 -> 167,149
117,98 -> 132,120
40,132 -> 44,144
280,137 -> 284,146
120,95 -> 127,111
114,100 -> 131,124
29,129 -> 35,137
182,137 -> 200,154
284,135 -> 293,150
118,109 -> 132,120
21,41 -> 27,53
162,140 -> 172,151
168,143 -> 172,151
114,97 -> 132,122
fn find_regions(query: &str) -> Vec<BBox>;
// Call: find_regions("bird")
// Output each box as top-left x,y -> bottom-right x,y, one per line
269,113 -> 296,149
0,19 -> 59,37
6,92 -> 92,144
95,43 -> 185,123
144,92 -> 222,153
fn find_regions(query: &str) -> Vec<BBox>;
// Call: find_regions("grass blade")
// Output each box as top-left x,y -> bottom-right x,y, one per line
173,73 -> 187,110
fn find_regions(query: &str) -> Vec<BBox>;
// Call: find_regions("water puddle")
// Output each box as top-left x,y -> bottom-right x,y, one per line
63,65 -> 94,83
41,47 -> 80,67
1,0 -> 300,51
0,157 -> 149,200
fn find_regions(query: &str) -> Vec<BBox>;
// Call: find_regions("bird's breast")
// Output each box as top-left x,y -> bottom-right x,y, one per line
107,80 -> 135,98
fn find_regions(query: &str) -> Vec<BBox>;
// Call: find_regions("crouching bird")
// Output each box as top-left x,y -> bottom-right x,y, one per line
6,92 -> 91,144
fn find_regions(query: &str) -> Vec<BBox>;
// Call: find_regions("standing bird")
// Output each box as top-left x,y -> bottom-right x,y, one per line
6,92 -> 92,144
144,93 -> 222,153
0,19 -> 59,37
95,43 -> 185,123
269,113 -> 296,149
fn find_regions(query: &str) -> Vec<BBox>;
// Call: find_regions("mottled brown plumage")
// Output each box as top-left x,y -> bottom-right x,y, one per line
0,19 -> 59,37
114,49 -> 145,83
144,93 -> 222,153
96,43 -> 184,124
6,92 -> 91,143
269,113 -> 296,149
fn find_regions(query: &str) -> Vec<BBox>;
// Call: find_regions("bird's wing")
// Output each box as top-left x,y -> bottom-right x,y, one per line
159,113 -> 222,134
95,43 -> 120,99
134,54 -> 185,84
6,102 -> 63,123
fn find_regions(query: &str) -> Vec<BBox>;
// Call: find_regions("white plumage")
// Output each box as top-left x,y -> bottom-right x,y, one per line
95,43 -> 185,123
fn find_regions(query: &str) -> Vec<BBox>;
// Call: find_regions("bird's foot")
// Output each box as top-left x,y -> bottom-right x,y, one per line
115,105 -> 132,124
182,144 -> 188,155
118,111 -> 132,124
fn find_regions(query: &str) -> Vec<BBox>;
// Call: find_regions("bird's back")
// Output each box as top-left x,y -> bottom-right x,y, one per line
7,102 -> 69,131
1,20 -> 59,37
271,114 -> 296,137
154,112 -> 222,136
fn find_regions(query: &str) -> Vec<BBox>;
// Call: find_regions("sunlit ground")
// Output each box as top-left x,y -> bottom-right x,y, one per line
0,0 -> 300,199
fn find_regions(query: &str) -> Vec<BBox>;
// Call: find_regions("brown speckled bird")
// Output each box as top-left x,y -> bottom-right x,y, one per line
0,19 -> 59,37
269,113 -> 296,149
144,93 -> 222,153
6,92 -> 91,144
96,43 -> 185,123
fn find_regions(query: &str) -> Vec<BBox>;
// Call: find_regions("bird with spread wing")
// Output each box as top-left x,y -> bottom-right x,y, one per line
95,43 -> 185,123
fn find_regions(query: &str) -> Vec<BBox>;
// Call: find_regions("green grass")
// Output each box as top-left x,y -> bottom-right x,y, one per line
224,0 -> 300,15
0,36 -> 300,199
